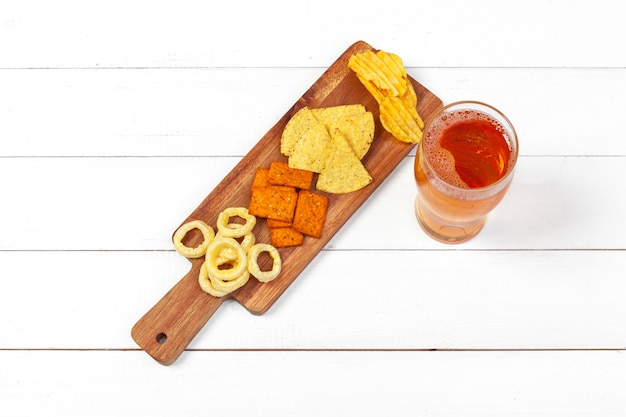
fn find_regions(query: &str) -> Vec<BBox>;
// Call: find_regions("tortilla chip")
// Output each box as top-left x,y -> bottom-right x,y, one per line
311,104 -> 366,127
328,111 -> 375,160
280,104 -> 376,193
293,190 -> 328,238
316,130 -> 372,194
287,122 -> 331,173
281,107 -> 319,157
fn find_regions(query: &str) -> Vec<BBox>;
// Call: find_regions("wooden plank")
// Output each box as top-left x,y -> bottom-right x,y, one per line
1,156 -> 625,251
330,155 -> 626,250
2,1 -> 625,68
2,250 -> 625,350
2,350 -> 626,416
3,68 -> 626,158
1,1 -> 623,415
130,41 -> 443,364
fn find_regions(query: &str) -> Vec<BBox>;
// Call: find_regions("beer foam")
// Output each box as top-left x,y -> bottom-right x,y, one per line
423,109 -> 512,189
423,113 -> 469,188
428,147 -> 468,188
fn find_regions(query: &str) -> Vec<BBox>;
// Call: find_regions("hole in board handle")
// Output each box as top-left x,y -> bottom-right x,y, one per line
156,332 -> 167,344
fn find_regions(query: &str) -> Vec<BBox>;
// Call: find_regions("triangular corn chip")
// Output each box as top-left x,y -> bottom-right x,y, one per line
316,131 -> 372,194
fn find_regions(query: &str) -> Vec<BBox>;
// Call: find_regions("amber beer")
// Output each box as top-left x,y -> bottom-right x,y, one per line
414,101 -> 518,243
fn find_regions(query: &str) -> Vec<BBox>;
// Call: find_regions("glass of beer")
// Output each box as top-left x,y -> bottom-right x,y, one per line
414,101 -> 518,243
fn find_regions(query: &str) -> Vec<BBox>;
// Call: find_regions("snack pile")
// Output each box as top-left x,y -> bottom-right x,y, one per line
249,161 -> 328,248
173,207 -> 281,297
171,47 -> 424,298
281,104 -> 375,194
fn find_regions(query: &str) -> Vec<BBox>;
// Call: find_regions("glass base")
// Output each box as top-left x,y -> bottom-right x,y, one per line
415,197 -> 486,244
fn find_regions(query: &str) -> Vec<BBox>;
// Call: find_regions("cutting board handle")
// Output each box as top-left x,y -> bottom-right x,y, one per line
131,262 -> 227,365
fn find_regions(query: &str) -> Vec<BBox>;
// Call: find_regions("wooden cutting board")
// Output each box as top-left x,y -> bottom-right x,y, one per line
131,40 -> 443,365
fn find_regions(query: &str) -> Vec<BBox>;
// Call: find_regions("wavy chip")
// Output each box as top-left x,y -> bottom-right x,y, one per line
379,96 -> 423,144
349,51 -> 398,95
349,49 -> 424,144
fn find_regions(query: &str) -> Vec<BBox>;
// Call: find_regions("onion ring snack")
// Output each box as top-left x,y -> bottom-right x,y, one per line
198,261 -> 229,298
238,231 -> 256,253
247,243 -> 282,283
209,269 -> 250,293
205,237 -> 248,282
214,246 -> 238,264
172,207 -> 282,297
215,231 -> 255,264
216,207 -> 256,238
172,220 -> 215,258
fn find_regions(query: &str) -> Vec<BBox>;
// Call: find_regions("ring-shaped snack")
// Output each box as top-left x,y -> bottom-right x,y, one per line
216,207 -> 256,238
209,269 -> 250,293
247,243 -> 282,283
173,220 -> 215,258
215,232 -> 256,265
205,237 -> 247,282
238,231 -> 256,253
198,261 -> 229,297
215,245 -> 239,265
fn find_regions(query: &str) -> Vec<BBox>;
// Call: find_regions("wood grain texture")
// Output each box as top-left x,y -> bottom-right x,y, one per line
131,41 -> 443,364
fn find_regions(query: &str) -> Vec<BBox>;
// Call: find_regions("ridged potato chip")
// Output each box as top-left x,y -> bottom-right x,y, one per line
349,49 -> 424,144
355,73 -> 385,103
379,96 -> 423,144
349,51 -> 400,96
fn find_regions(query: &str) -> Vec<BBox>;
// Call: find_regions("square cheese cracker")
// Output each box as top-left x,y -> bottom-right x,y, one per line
293,190 -> 328,238
248,185 -> 298,223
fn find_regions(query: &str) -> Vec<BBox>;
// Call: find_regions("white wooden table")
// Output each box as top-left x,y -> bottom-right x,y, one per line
2,1 -> 625,415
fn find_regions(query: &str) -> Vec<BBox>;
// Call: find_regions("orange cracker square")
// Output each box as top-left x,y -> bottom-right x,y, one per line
270,227 -> 304,248
266,218 -> 293,228
248,185 -> 298,222
250,167 -> 270,194
268,161 -> 313,190
292,190 -> 328,238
